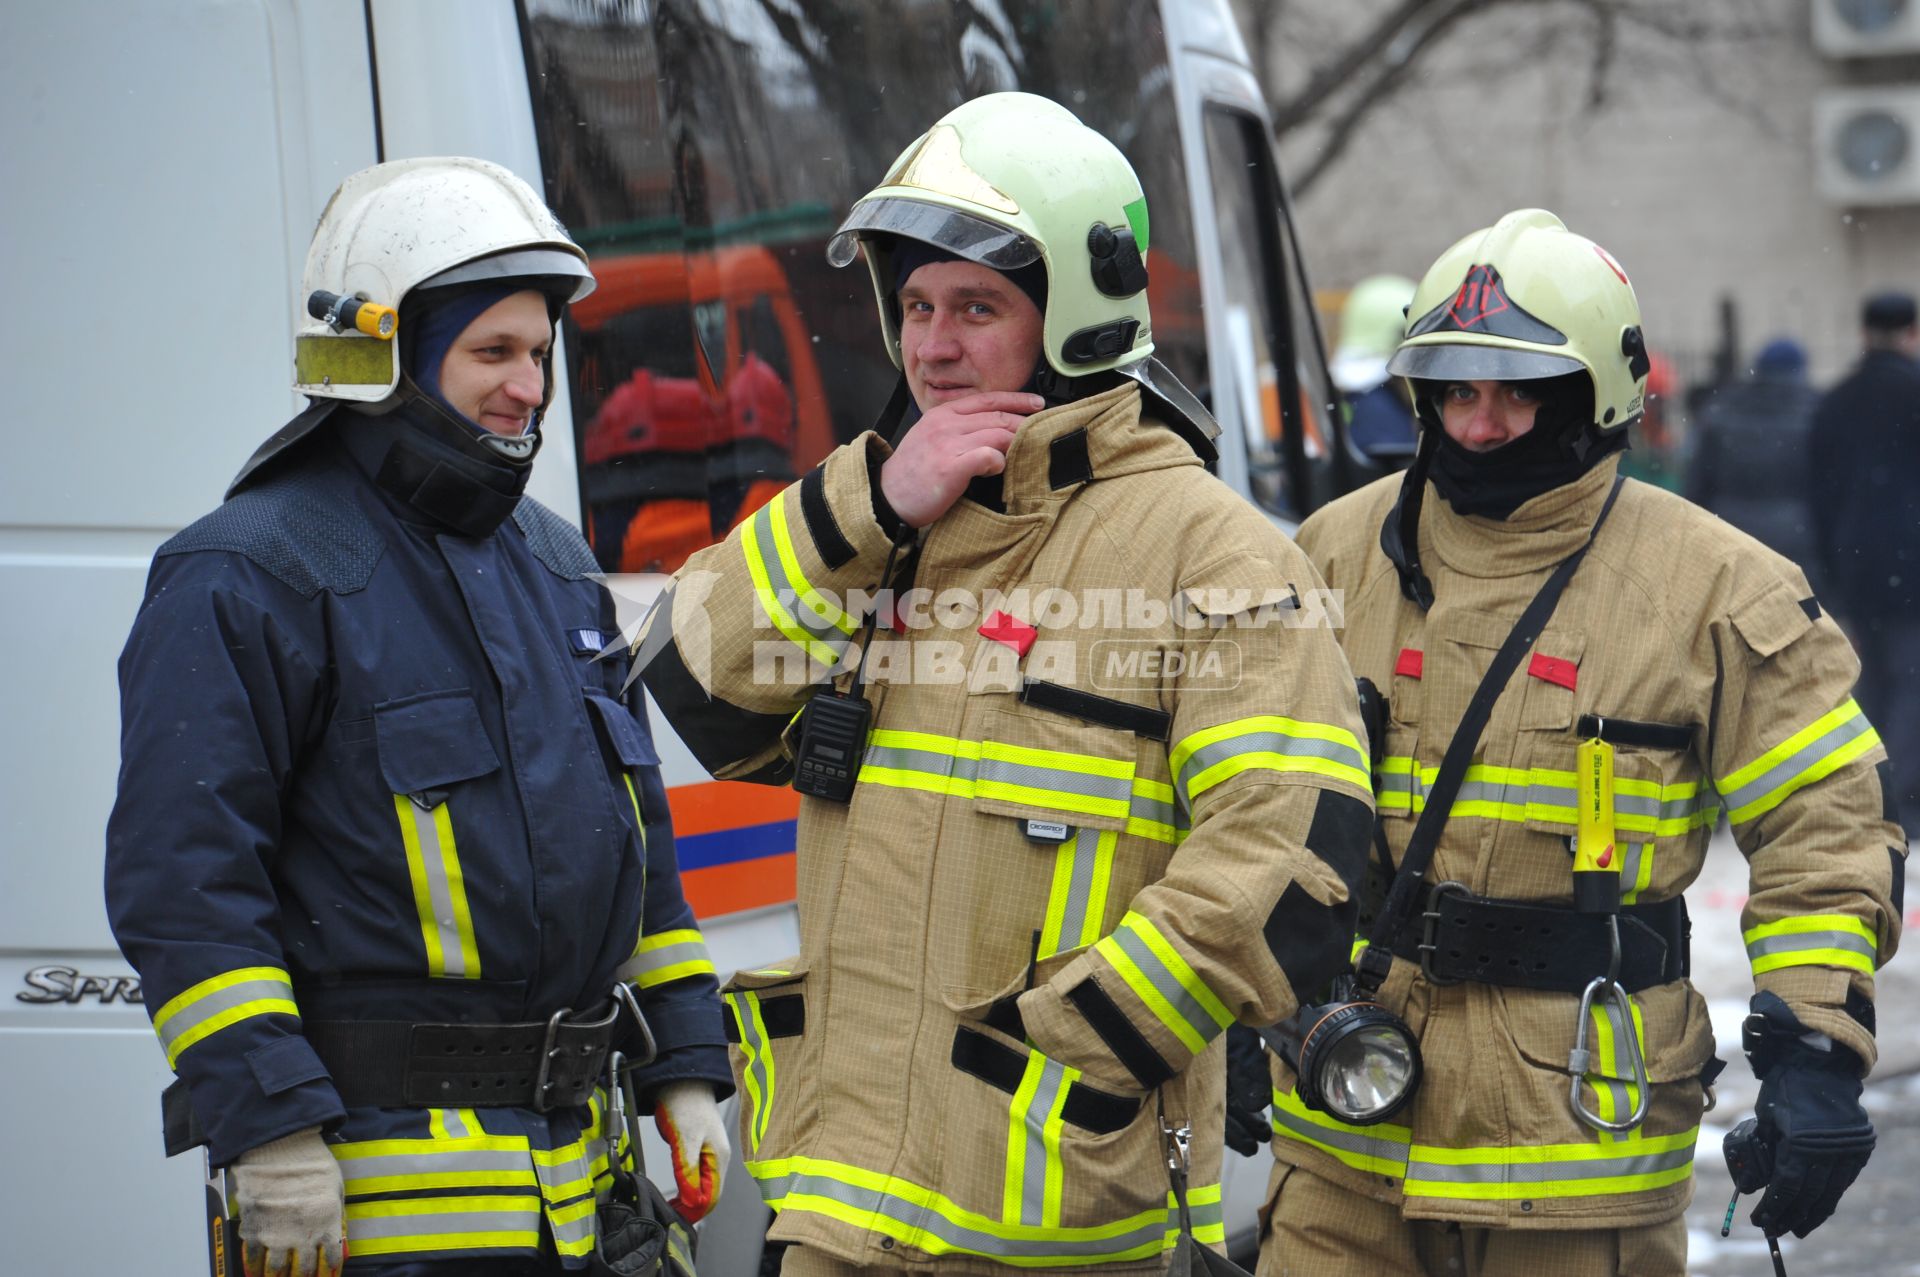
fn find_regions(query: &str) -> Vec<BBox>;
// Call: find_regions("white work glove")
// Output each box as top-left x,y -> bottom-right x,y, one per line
652,1080 -> 730,1222
231,1126 -> 345,1277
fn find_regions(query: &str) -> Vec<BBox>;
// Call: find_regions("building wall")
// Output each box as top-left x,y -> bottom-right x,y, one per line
1254,0 -> 1920,386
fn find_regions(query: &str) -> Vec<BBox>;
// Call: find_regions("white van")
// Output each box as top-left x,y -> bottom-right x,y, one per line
0,2 -> 1361,1271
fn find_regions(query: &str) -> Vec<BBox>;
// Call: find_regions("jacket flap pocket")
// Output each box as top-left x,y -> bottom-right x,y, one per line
584,689 -> 661,767
1731,583 -> 1815,659
722,958 -> 808,994
722,960 -> 809,1041
1502,981 -> 1715,1085
973,708 -> 1134,833
374,692 -> 501,794
1175,548 -> 1297,624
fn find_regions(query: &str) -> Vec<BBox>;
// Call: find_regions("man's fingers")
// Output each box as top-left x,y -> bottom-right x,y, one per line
960,447 -> 1009,477
941,391 -> 1046,417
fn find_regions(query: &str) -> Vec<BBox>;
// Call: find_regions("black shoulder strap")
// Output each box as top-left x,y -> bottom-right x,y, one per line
1355,475 -> 1626,993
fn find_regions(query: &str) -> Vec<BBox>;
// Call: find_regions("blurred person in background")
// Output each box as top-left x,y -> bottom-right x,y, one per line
1331,273 -> 1419,465
1685,337 -> 1821,573
1617,351 -> 1681,491
1810,292 -> 1920,838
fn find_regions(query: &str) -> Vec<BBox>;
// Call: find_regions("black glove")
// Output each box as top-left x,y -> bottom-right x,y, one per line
1744,996 -> 1876,1239
1223,1024 -> 1272,1157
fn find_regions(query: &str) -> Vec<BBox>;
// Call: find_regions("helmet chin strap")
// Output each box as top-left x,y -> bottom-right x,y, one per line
1380,425 -> 1439,611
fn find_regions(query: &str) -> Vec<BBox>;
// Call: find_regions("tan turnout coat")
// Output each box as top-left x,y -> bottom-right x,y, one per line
1278,458 -> 1906,1231
647,384 -> 1372,1269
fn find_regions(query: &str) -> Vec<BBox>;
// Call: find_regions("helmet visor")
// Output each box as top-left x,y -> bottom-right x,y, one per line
826,197 -> 1041,271
419,247 -> 596,303
1388,342 -> 1585,383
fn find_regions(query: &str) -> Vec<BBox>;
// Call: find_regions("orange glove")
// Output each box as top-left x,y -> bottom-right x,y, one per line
651,1080 -> 729,1222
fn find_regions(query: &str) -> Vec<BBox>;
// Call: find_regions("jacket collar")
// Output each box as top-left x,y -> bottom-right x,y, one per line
996,382 -> 1203,515
1424,454 -> 1622,578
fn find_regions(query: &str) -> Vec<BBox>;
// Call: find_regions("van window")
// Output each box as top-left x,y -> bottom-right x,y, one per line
1202,106 -> 1337,521
520,0 -> 1204,572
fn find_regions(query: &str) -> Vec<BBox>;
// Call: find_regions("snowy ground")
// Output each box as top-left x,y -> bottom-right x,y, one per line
1684,829 -> 1920,1276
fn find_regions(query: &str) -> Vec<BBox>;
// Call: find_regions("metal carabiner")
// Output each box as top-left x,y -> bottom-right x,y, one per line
1567,916 -> 1650,1133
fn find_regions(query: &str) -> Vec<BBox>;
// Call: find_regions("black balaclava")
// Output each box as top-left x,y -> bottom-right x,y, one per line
1422,372 -> 1626,520
367,282 -> 555,537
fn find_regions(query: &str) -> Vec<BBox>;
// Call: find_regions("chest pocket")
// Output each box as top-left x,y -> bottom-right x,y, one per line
374,691 -> 502,980
584,690 -> 660,832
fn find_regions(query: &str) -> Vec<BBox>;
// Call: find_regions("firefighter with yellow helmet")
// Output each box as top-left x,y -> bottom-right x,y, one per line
1259,209 -> 1905,1274
641,92 -> 1372,1273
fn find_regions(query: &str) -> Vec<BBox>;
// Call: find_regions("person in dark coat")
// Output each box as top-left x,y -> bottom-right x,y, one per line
1686,337 -> 1822,571
105,158 -> 732,1276
1809,291 -> 1920,837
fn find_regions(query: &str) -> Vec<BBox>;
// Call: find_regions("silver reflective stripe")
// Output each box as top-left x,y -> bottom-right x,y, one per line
751,1167 -> 1200,1259
617,933 -> 711,985
345,1194 -> 543,1245
1109,924 -> 1223,1045
748,500 -> 851,656
537,1140 -> 595,1204
549,1200 -> 596,1251
1042,828 -> 1111,958
1584,998 -> 1642,1132
1746,929 -> 1877,964
730,992 -> 775,1151
977,755 -> 1131,806
407,801 -> 469,978
1718,709 -> 1877,818
154,974 -> 295,1060
1270,1099 -> 1410,1173
1175,730 -> 1368,808
439,1109 -> 471,1139
1014,1056 -> 1072,1227
1129,785 -> 1179,832
1407,1142 -> 1692,1186
334,1145 -> 531,1188
1456,775 -> 1536,810
863,744 -> 980,783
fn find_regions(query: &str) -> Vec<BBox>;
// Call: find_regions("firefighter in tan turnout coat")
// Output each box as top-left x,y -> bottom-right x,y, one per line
641,92 -> 1372,1272
1260,209 -> 1906,1275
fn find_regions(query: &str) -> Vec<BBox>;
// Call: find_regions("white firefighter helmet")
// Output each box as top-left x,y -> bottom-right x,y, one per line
294,156 -> 595,403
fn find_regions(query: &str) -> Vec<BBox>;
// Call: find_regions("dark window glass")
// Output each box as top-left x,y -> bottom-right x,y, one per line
520,0 -> 1203,571
1202,107 -> 1336,521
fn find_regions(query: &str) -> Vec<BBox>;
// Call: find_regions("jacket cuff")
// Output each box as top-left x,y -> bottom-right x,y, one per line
1017,959 -> 1159,1095
184,1036 -> 347,1167
1756,966 -> 1878,1072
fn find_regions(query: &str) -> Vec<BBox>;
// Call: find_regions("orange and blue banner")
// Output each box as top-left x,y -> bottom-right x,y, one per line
667,781 -> 800,919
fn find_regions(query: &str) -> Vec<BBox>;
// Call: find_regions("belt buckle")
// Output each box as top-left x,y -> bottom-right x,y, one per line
532,1005 -> 574,1112
1417,880 -> 1471,986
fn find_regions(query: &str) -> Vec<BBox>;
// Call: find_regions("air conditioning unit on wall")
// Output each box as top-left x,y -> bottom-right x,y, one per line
1814,0 -> 1920,56
1815,87 -> 1920,202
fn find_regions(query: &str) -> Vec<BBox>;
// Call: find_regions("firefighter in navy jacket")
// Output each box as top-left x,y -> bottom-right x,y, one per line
105,158 -> 730,1275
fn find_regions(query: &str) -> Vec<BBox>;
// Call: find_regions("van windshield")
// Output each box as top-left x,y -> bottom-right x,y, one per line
520,0 -> 1203,574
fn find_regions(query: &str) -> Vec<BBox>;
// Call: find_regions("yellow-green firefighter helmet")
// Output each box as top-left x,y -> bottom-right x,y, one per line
827,91 -> 1154,379
1388,208 -> 1650,433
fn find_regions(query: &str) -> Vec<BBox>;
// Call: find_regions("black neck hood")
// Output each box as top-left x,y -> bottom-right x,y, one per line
339,391 -> 541,537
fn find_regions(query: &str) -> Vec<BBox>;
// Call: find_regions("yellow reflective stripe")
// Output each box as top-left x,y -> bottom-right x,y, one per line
1349,934 -> 1370,965
1744,914 -> 1879,975
1171,715 -> 1370,807
1403,1129 -> 1698,1200
343,1193 -> 542,1258
1376,759 -> 1717,836
1094,912 -> 1232,1054
621,928 -> 716,989
1587,996 -> 1647,1143
768,487 -> 855,635
1003,1051 -> 1042,1224
392,795 -> 482,979
152,966 -> 298,1067
746,1154 -> 1222,1262
1038,829 -> 1116,958
1619,841 -> 1654,905
1719,698 -> 1881,824
1270,1085 -> 1410,1176
622,774 -> 646,849
332,1132 -> 537,1196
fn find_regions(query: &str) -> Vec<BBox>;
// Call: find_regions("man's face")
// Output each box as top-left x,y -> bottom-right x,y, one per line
437,289 -> 553,435
1439,379 -> 1541,452
897,259 -> 1045,411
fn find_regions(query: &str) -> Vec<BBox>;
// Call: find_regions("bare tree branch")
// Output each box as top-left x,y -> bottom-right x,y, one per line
1584,0 -> 1619,112
1269,0 -> 1449,134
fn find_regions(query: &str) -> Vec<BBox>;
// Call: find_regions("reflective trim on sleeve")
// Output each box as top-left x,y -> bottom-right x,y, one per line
151,966 -> 298,1068
1743,914 -> 1879,976
743,491 -> 856,669
393,794 -> 482,980
1170,715 -> 1370,810
1092,912 -> 1233,1054
745,1154 -> 1223,1262
618,927 -> 717,989
1717,699 -> 1881,825
1037,829 -> 1117,959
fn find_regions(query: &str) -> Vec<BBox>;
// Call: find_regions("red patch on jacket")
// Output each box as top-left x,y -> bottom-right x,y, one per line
1394,648 -> 1424,679
1528,653 -> 1578,690
980,612 -> 1038,656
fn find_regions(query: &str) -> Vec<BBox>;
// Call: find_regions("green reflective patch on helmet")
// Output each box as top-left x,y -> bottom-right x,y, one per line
295,335 -> 395,389
1124,197 -> 1149,255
